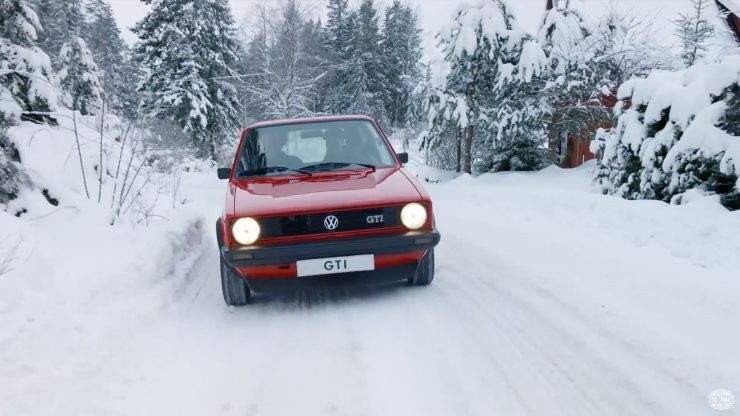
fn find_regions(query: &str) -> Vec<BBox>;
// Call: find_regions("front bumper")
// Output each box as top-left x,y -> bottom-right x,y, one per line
221,229 -> 441,268
246,263 -> 420,293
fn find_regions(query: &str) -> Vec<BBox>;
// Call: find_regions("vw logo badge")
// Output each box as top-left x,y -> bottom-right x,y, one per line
324,215 -> 339,230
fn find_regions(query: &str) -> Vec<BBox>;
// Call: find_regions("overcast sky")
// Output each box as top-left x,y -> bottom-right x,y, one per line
109,0 -> 687,53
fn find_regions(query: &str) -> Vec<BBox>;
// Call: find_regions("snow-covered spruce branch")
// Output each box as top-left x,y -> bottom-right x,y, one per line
0,69 -> 56,86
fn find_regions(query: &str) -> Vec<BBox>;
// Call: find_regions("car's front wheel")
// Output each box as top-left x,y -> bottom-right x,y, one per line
220,257 -> 251,306
409,249 -> 435,286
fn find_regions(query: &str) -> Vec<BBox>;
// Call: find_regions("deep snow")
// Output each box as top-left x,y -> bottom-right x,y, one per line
2,153 -> 739,415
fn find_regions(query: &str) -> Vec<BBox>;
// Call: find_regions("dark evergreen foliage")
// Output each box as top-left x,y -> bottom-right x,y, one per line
84,0 -> 140,117
134,0 -> 242,158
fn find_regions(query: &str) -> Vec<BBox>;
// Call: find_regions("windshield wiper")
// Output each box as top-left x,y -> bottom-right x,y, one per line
236,166 -> 312,177
302,162 -> 376,172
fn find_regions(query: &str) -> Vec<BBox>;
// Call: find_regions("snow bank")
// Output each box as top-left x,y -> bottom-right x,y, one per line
0,203 -> 206,414
595,56 -> 740,209
0,111 -> 215,411
0,106 -> 213,288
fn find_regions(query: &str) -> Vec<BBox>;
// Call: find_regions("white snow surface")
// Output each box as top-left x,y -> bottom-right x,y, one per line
2,137 -> 740,415
0,110 -> 212,415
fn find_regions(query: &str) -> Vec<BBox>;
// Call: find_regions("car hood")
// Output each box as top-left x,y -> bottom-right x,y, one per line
232,167 -> 422,217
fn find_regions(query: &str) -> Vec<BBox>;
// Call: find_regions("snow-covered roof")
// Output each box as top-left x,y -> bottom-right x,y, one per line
716,0 -> 740,13
716,0 -> 740,42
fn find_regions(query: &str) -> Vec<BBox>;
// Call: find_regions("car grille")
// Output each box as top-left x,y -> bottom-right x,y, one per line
260,206 -> 403,238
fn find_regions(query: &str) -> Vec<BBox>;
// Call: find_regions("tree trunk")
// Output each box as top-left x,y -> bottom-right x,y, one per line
455,129 -> 462,173
463,125 -> 474,174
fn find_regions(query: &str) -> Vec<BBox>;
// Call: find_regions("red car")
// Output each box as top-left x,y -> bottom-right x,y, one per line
216,115 -> 441,305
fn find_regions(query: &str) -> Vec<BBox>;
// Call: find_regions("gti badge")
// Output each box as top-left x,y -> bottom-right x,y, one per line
367,214 -> 384,224
324,215 -> 339,230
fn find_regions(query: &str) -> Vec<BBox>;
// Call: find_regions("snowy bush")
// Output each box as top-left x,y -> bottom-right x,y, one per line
594,57 -> 740,210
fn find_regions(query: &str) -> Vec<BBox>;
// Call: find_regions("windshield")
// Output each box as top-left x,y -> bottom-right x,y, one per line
235,120 -> 396,177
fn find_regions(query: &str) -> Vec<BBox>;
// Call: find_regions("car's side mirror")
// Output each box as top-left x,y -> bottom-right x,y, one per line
217,168 -> 231,180
398,153 -> 409,164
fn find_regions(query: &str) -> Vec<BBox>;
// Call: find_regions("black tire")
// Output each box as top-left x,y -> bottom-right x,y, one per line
410,249 -> 435,286
220,256 -> 251,306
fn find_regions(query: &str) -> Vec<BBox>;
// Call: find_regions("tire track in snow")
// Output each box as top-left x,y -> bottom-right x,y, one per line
441,266 -> 628,415
421,266 -> 584,416
439,232 -> 707,415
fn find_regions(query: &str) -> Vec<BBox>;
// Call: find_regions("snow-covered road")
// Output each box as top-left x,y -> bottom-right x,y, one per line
3,166 -> 739,416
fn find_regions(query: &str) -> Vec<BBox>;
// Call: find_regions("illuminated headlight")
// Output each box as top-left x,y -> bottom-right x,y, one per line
400,203 -> 428,230
232,217 -> 261,245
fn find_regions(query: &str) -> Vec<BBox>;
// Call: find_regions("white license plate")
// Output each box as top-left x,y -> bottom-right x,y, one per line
296,255 -> 375,277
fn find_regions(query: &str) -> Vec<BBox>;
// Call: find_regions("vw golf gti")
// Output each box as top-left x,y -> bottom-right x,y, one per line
216,115 -> 441,305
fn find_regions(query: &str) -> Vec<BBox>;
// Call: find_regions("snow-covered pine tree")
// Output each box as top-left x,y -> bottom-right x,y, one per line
1,0 -> 57,203
537,4 -> 614,160
30,0 -> 84,62
322,1 -> 366,115
352,0 -> 384,120
244,0 -> 324,119
331,52 -> 372,115
482,37 -> 550,172
407,62 -> 431,125
320,0 -> 369,115
423,87 -> 465,171
324,0 -> 352,60
355,0 -> 381,78
380,1 -> 424,127
299,19 -> 330,114
58,37 -> 103,115
428,0 -> 548,174
325,9 -> 374,116
674,0 -> 714,66
83,0 -> 139,117
133,0 -> 242,159
429,3 -> 502,174
30,0 -> 104,115
237,4 -> 270,122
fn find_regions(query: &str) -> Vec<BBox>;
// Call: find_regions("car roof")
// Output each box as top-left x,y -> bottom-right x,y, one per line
244,115 -> 376,130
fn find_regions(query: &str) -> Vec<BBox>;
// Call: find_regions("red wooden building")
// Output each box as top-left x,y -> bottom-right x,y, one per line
549,94 -> 618,169
716,0 -> 740,42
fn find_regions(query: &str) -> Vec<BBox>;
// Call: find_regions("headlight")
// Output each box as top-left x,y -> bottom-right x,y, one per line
400,203 -> 428,230
232,217 -> 261,245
